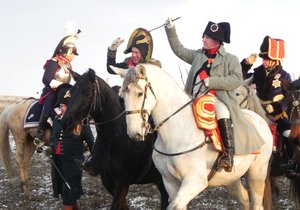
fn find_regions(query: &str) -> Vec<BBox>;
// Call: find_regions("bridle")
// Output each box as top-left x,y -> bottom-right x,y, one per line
123,76 -> 156,134
81,79 -> 126,126
123,75 -> 211,156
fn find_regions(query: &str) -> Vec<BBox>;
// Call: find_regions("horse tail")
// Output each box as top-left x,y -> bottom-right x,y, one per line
290,176 -> 300,208
0,105 -> 14,175
263,165 -> 273,210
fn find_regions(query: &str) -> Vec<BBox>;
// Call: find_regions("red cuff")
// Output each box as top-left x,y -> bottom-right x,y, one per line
199,70 -> 208,80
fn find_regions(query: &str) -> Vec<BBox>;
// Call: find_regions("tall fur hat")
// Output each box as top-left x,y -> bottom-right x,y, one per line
124,28 -> 153,62
202,21 -> 231,43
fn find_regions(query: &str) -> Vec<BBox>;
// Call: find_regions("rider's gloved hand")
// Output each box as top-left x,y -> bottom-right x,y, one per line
199,71 -> 209,87
265,104 -> 274,113
109,37 -> 124,51
245,53 -> 257,65
165,17 -> 175,29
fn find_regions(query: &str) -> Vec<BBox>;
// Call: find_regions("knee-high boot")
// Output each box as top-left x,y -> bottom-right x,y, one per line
218,118 -> 235,172
33,113 -> 49,150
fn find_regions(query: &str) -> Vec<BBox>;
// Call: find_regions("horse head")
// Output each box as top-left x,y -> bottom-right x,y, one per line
111,64 -> 157,141
61,68 -> 101,133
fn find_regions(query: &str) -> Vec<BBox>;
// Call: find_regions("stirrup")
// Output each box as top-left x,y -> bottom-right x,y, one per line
217,155 -> 233,172
33,138 -> 45,148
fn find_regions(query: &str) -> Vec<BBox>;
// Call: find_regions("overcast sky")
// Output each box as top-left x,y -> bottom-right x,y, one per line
1,0 -> 299,96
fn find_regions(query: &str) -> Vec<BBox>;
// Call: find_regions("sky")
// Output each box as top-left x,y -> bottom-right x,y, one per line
1,0 -> 299,96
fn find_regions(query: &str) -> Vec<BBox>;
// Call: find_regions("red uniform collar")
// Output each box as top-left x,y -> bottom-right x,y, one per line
206,46 -> 219,55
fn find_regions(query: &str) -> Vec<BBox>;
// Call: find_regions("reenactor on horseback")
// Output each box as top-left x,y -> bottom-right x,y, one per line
164,18 -> 264,172
106,27 -> 161,73
33,29 -> 81,152
241,36 -> 296,176
84,28 -> 159,176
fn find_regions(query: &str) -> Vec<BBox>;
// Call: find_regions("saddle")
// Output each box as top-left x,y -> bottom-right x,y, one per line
192,95 -> 222,152
23,99 -> 43,129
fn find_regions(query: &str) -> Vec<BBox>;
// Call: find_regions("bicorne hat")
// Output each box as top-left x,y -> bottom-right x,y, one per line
124,28 -> 153,62
54,84 -> 73,107
259,35 -> 285,60
202,21 -> 231,43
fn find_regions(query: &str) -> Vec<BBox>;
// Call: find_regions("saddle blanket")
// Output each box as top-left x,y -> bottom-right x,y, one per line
23,100 -> 43,129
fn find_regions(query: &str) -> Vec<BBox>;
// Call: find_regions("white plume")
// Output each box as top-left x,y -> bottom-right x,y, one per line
64,20 -> 78,36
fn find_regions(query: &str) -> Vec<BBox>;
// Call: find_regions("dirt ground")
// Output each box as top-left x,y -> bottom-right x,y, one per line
0,96 -> 297,209
0,143 -> 297,210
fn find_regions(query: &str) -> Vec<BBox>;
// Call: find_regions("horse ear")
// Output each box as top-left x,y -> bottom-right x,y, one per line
110,66 -> 127,78
244,75 -> 253,86
88,68 -> 96,83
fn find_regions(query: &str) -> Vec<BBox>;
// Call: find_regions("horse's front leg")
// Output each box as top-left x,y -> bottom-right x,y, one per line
167,175 -> 207,210
111,182 -> 129,210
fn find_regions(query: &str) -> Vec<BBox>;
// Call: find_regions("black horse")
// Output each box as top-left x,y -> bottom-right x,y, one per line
286,83 -> 300,208
61,68 -> 169,210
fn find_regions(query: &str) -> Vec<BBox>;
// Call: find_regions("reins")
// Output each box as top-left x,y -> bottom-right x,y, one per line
124,75 -> 211,156
239,84 -> 250,107
81,79 -> 125,127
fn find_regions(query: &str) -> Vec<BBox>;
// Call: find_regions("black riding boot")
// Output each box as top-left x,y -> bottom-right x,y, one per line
33,113 -> 49,152
218,118 -> 235,172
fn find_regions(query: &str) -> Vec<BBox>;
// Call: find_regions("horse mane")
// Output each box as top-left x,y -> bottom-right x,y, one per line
238,84 -> 271,123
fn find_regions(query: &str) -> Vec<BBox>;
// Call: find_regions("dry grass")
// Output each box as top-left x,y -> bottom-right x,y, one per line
0,95 -> 24,113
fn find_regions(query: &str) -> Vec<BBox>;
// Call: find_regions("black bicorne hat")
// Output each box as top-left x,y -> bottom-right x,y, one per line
202,21 -> 231,43
259,35 -> 285,60
54,84 -> 73,107
124,28 -> 153,62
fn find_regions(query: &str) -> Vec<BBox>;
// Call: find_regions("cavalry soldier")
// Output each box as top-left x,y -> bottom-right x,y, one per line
241,36 -> 294,158
33,30 -> 81,152
83,28 -> 159,176
106,27 -> 161,74
164,18 -> 264,172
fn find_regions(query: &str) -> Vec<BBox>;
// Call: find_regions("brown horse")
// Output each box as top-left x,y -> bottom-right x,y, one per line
0,98 -> 50,199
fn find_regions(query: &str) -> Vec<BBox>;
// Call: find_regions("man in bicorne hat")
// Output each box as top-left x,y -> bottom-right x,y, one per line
81,28 -> 160,176
164,18 -> 265,172
241,36 -> 295,176
46,86 -> 94,209
106,27 -> 161,75
33,30 -> 81,152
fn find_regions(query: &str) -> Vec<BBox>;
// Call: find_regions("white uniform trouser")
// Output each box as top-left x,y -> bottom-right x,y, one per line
213,96 -> 230,120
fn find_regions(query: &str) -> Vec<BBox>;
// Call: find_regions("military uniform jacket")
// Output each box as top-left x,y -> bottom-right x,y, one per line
165,26 -> 264,154
50,116 -> 94,200
241,60 -> 292,117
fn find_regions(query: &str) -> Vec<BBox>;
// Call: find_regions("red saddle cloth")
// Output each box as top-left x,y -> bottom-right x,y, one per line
192,95 -> 222,152
268,123 -> 278,151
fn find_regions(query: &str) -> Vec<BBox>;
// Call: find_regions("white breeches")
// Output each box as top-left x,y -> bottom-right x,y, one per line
214,96 -> 230,120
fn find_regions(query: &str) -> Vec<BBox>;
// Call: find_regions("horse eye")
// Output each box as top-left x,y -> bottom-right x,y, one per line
138,92 -> 143,97
236,93 -> 240,96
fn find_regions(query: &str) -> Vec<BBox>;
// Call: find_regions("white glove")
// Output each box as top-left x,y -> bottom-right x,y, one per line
165,17 -> 175,29
109,37 -> 124,51
245,53 -> 257,65
265,104 -> 274,113
49,79 -> 63,89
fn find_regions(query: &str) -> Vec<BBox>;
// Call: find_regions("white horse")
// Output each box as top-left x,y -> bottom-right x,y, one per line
112,64 -> 273,210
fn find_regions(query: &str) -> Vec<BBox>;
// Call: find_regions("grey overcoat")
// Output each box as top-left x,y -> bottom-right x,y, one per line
165,26 -> 264,154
